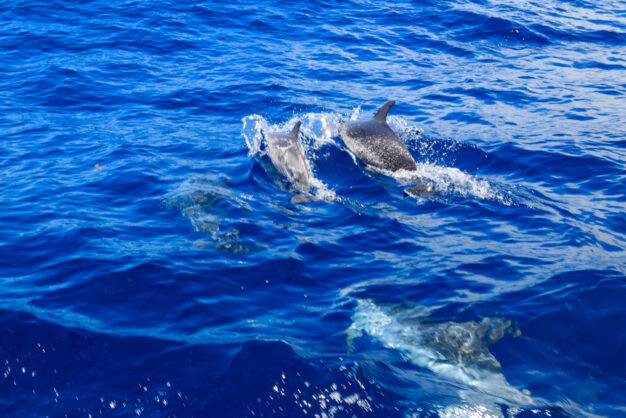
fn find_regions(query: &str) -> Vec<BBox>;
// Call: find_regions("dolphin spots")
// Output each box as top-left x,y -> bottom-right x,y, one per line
341,101 -> 435,195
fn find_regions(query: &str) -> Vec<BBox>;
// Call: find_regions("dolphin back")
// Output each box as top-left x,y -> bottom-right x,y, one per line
341,100 -> 418,172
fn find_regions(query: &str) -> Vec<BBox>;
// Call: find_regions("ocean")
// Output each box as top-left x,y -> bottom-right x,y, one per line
1,0 -> 625,416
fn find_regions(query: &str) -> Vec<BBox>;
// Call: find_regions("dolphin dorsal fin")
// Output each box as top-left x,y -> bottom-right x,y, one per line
374,100 -> 396,123
290,121 -> 302,138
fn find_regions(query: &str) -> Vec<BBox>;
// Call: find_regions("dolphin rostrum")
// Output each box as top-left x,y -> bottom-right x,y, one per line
341,100 -> 434,195
266,121 -> 317,203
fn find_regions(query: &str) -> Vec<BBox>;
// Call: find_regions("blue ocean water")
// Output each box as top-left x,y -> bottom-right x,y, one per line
1,0 -> 625,416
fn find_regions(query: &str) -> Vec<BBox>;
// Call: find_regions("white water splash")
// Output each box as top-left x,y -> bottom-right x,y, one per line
242,112 -> 344,155
243,111 -> 518,206
241,114 -> 270,157
387,114 -> 424,137
349,105 -> 362,121
400,164 -> 509,202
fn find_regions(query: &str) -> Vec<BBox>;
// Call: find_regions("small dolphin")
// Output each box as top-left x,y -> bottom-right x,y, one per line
341,100 -> 434,195
266,121 -> 317,203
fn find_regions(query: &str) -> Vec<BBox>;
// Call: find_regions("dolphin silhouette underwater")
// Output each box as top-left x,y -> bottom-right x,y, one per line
347,299 -> 533,415
341,100 -> 434,195
266,121 -> 318,203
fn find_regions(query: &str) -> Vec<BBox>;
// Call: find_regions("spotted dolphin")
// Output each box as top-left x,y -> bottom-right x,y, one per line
266,121 -> 317,203
341,100 -> 434,195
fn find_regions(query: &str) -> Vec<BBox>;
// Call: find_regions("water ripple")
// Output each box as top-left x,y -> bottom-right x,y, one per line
1,0 -> 625,416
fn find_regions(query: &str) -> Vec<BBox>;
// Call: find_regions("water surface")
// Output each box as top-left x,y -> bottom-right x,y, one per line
1,0 -> 625,416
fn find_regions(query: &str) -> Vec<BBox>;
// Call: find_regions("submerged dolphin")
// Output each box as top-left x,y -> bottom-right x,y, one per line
341,100 -> 433,195
266,121 -> 317,203
348,299 -> 533,415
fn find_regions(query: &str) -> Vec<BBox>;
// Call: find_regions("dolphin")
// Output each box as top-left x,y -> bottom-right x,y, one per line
266,121 -> 317,203
341,100 -> 434,195
347,299 -> 533,415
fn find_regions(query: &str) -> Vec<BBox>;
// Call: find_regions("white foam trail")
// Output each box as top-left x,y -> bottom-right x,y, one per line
348,299 -> 533,416
365,162 -> 513,205
410,164 -> 504,200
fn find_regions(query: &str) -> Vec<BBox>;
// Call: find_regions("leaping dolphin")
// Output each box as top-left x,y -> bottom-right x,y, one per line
341,100 -> 434,195
266,121 -> 317,203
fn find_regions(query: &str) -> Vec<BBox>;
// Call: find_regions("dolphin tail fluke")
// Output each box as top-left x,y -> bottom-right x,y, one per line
291,193 -> 319,204
290,120 -> 302,138
374,100 -> 396,123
